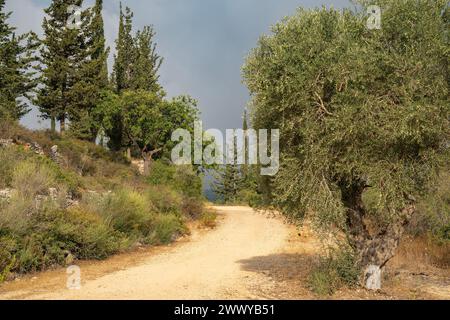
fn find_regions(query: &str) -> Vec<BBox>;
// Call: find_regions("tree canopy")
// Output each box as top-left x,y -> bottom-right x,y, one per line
0,0 -> 38,120
243,0 -> 449,286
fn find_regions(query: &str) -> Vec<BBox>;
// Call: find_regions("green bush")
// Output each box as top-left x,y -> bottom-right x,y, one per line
0,236 -> 18,282
0,146 -> 30,188
146,160 -> 176,186
12,160 -> 57,198
0,204 -> 122,275
181,196 -> 204,219
173,165 -> 203,198
409,170 -> 450,244
147,161 -> 203,199
309,248 -> 360,296
146,185 -> 182,214
146,213 -> 187,245
85,189 -> 155,238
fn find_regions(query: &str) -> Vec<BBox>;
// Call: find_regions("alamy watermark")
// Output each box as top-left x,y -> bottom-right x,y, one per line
66,265 -> 81,290
367,5 -> 382,30
67,5 -> 82,30
171,122 -> 280,176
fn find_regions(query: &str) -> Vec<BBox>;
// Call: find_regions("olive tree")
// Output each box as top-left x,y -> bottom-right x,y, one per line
243,0 -> 449,289
99,90 -> 199,175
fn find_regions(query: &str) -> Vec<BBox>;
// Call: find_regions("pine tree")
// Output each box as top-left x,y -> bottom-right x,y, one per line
0,0 -> 39,120
36,0 -> 86,134
69,0 -> 110,141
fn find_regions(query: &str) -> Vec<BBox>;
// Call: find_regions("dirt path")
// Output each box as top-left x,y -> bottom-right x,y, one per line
0,206 -> 295,300
1,206 -> 448,300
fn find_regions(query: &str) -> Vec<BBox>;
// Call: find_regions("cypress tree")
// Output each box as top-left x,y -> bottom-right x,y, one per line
0,0 -> 39,120
112,4 -> 134,94
130,25 -> 162,93
69,0 -> 110,141
107,3 -> 134,151
213,135 -> 244,203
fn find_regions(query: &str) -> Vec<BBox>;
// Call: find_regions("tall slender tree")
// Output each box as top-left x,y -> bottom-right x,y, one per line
108,4 -> 164,153
69,0 -> 110,141
0,0 -> 39,120
107,4 -> 135,151
36,0 -> 86,134
130,25 -> 162,93
112,3 -> 134,94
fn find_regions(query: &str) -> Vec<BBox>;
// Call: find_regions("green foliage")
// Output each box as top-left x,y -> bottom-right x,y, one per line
243,0 -> 449,261
36,0 -> 87,132
410,169 -> 450,244
0,200 -> 121,274
98,90 -> 199,172
146,214 -> 186,245
0,0 -> 39,120
89,189 -> 154,238
199,209 -> 217,228
146,185 -> 182,214
68,0 -> 110,141
309,248 -> 360,296
112,4 -> 135,93
12,160 -> 56,198
130,25 -> 162,92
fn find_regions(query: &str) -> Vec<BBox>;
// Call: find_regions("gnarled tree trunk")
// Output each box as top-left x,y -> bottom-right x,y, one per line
142,147 -> 162,176
340,180 -> 415,290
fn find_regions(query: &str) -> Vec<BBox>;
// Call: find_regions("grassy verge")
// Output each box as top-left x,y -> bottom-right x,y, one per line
0,124 -> 213,281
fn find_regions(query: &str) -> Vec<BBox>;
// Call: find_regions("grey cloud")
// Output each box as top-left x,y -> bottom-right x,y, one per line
7,0 -> 351,132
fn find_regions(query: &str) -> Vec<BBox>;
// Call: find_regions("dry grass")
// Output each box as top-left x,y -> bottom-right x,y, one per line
388,236 -> 450,271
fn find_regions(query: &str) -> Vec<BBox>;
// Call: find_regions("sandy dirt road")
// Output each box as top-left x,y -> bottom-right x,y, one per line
2,206 -> 448,300
0,206 -> 295,300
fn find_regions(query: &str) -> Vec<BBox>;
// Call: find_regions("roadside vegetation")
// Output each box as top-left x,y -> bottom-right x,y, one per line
0,0 -> 216,281
0,121 -> 211,280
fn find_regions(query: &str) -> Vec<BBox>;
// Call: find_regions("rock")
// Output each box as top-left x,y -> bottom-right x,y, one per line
49,187 -> 58,201
0,139 -> 13,148
0,188 -> 12,201
50,145 -> 63,166
29,142 -> 45,156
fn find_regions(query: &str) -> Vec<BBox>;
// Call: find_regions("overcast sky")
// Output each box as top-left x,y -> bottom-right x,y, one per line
6,0 -> 352,132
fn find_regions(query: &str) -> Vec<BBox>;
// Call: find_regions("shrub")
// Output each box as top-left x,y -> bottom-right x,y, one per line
1,205 -> 122,274
145,185 -> 182,214
308,248 -> 360,296
86,189 -> 155,238
146,213 -> 187,245
0,146 -> 31,188
147,162 -> 203,199
0,194 -> 35,234
146,160 -> 176,186
200,209 -> 217,228
0,236 -> 18,282
181,196 -> 204,219
174,165 -> 203,198
12,160 -> 57,198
